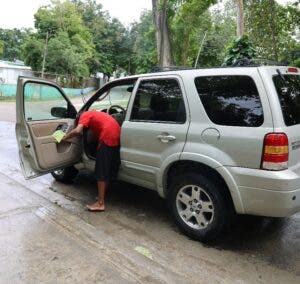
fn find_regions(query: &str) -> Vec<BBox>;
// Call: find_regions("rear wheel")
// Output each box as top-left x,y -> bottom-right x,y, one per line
168,172 -> 231,241
51,166 -> 78,183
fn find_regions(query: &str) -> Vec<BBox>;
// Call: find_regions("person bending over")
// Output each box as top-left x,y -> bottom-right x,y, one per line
62,110 -> 121,212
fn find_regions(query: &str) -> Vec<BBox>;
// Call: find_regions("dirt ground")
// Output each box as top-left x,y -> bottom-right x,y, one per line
0,101 -> 299,283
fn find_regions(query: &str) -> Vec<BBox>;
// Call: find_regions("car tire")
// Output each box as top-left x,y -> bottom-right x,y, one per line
51,166 -> 78,183
168,172 -> 231,242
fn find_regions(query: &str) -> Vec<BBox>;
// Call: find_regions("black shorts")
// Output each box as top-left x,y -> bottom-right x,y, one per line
95,143 -> 120,182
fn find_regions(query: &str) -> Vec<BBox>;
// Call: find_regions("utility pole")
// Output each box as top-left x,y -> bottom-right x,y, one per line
41,31 -> 49,78
194,31 -> 207,68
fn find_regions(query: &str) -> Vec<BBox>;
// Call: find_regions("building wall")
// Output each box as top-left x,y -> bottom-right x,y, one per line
0,67 -> 33,85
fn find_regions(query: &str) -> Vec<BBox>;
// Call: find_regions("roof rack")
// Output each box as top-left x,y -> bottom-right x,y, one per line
150,66 -> 195,72
150,59 -> 287,73
231,58 -> 287,67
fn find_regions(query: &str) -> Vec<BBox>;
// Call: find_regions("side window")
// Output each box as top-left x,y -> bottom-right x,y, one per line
195,75 -> 263,127
24,82 -> 68,121
89,84 -> 134,111
130,79 -> 186,123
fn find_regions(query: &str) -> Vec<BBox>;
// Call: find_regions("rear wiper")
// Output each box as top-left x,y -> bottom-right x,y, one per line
276,69 -> 297,99
276,69 -> 287,84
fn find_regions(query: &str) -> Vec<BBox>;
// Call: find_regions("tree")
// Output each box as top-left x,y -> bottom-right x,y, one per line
73,0 -> 131,74
170,0 -> 218,66
244,0 -> 300,63
0,40 -> 4,58
129,10 -> 157,73
236,0 -> 244,37
0,28 -> 30,61
152,0 -> 173,66
22,36 -> 44,70
23,0 -> 94,78
46,31 -> 90,78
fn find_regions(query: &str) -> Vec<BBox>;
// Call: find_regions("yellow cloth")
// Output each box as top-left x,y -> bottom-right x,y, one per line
52,130 -> 66,143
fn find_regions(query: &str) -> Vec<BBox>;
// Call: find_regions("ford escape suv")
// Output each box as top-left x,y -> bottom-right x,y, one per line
16,65 -> 300,241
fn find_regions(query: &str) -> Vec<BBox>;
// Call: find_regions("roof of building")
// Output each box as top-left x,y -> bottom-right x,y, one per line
0,60 -> 31,70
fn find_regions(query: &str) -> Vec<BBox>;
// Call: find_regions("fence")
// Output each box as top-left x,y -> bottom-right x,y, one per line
0,68 -> 100,98
0,83 -> 96,98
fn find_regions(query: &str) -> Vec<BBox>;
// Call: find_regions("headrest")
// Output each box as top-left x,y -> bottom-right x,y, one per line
150,95 -> 169,112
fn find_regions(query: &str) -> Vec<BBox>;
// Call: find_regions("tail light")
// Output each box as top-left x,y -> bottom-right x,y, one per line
287,67 -> 298,73
261,133 -> 289,171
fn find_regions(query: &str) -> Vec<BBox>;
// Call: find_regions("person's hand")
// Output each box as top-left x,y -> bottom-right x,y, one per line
61,134 -> 68,142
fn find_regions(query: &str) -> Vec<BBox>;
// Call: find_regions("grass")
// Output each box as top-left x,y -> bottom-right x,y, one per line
0,96 -> 15,102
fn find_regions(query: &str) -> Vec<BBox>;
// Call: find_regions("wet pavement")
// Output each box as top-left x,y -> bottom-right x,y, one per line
0,119 -> 299,283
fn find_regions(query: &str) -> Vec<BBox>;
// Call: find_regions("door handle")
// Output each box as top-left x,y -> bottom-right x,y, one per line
157,134 -> 176,143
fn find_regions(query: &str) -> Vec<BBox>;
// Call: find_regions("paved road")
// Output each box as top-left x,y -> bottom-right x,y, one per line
0,117 -> 299,282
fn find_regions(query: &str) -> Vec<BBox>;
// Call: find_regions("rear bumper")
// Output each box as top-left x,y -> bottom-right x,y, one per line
227,167 -> 300,217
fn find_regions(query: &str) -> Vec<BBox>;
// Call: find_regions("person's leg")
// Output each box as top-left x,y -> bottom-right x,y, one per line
87,144 -> 111,211
97,181 -> 107,208
87,181 -> 107,211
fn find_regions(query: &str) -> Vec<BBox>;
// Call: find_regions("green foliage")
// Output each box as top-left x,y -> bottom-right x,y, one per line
0,40 -> 4,58
23,0 -> 94,78
22,36 -> 44,70
293,58 -> 300,68
72,0 -> 132,74
245,0 -> 300,63
2,0 -> 297,80
198,1 -> 236,67
129,11 -> 157,74
171,0 -> 234,67
0,28 -> 30,61
223,34 -> 256,66
46,31 -> 89,77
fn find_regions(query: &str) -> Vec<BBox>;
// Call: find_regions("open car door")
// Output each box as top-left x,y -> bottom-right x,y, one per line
16,77 -> 82,179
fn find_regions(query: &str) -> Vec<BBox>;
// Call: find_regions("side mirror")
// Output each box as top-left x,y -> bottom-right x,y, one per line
127,86 -> 134,93
51,107 -> 67,118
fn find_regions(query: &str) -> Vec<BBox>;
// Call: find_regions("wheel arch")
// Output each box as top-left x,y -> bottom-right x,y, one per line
160,159 -> 244,214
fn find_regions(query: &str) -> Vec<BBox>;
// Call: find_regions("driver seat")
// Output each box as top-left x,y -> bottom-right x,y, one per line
111,113 -> 124,126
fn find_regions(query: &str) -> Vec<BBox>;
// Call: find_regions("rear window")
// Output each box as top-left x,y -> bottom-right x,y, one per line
195,75 -> 264,127
273,74 -> 300,126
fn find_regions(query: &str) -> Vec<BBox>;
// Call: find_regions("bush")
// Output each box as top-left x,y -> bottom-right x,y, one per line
223,34 -> 256,66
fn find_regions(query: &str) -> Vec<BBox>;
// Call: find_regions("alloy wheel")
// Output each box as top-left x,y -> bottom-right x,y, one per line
176,184 -> 214,230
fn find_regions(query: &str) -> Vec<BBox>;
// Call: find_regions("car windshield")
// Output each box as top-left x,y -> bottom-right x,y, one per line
89,83 -> 134,111
273,73 -> 300,126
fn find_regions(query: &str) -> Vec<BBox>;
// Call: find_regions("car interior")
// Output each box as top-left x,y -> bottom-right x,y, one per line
83,105 -> 126,159
83,84 -> 135,159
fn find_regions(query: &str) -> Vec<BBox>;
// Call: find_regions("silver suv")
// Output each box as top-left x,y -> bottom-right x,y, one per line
16,65 -> 300,241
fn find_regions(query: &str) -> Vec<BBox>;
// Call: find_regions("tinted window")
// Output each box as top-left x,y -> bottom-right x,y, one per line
273,74 -> 300,126
131,79 -> 186,123
195,76 -> 263,127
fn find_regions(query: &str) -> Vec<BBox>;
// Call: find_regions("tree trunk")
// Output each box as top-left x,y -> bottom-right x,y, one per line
236,0 -> 244,37
268,0 -> 279,61
152,0 -> 173,67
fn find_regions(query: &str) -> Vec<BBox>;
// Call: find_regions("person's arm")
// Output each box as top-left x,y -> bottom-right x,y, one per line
62,124 -> 84,142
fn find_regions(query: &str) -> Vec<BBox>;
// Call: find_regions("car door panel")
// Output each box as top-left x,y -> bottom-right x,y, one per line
16,77 -> 80,179
27,119 -> 81,170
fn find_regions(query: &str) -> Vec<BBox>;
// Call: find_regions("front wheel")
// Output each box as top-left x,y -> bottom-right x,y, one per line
51,166 -> 78,183
168,173 -> 231,242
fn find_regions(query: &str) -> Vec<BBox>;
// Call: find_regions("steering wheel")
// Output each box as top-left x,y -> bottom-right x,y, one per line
107,105 -> 126,115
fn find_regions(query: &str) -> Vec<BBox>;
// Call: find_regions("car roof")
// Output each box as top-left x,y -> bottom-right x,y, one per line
113,66 -> 291,82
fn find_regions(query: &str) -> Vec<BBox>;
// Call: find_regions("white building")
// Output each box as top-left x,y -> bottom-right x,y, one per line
0,60 -> 33,85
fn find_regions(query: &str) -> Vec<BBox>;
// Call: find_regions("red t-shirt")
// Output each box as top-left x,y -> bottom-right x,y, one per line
79,111 -> 121,147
